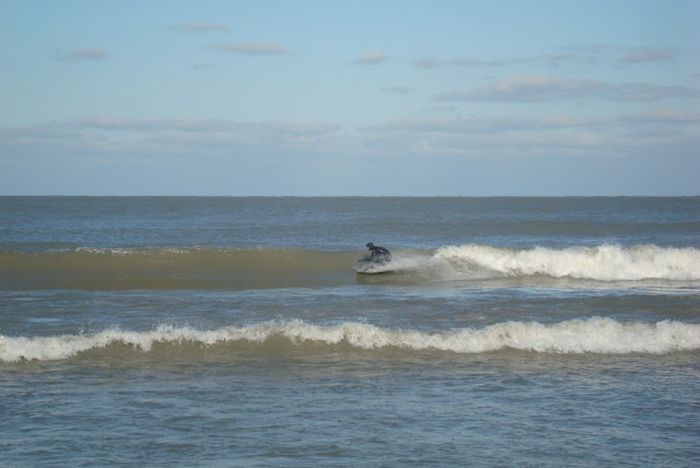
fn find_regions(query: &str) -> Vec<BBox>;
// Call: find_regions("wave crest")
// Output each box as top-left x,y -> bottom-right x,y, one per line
2,318 -> 699,362
366,244 -> 700,282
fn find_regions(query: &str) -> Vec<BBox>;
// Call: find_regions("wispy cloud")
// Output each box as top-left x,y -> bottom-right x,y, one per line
354,51 -> 387,65
562,43 -> 616,54
618,109 -> 700,125
172,22 -> 231,33
435,76 -> 699,103
0,117 -> 342,157
381,85 -> 410,95
416,46 -> 676,72
414,58 -> 442,70
361,115 -> 604,136
358,111 -> 700,157
190,63 -> 216,71
65,117 -> 338,135
2,112 -> 697,166
56,48 -> 111,62
415,53 -> 583,70
617,48 -> 674,65
209,42 -> 289,55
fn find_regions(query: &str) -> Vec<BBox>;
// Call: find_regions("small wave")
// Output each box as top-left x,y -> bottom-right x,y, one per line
0,248 -> 358,290
2,318 -> 699,362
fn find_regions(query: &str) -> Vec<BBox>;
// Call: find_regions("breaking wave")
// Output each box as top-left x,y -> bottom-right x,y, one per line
2,318 -> 699,362
1,244 -> 699,290
360,244 -> 700,282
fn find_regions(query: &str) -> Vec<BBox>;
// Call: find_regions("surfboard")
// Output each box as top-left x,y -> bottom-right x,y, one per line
356,257 -> 395,275
356,269 -> 394,275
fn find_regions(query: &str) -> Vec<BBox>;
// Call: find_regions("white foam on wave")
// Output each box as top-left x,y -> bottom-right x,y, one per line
2,318 -> 699,362
74,247 -> 190,255
427,244 -> 700,281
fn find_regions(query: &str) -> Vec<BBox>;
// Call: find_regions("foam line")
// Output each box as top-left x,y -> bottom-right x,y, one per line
2,318 -> 699,362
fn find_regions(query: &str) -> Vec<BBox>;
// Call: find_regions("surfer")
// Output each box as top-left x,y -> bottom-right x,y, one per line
366,242 -> 391,262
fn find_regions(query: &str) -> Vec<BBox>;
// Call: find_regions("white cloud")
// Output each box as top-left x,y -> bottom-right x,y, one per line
361,115 -> 603,133
0,117 -> 342,158
358,111 -> 700,157
415,53 -> 586,70
415,46 -> 675,72
563,44 -> 616,54
354,51 -> 387,65
414,58 -> 442,69
66,117 -> 339,138
3,111 -> 697,164
209,42 -> 289,55
618,109 -> 700,125
617,48 -> 674,65
435,76 -> 699,103
56,48 -> 111,61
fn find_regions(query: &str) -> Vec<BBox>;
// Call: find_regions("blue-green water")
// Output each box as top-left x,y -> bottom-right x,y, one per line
1,197 -> 699,466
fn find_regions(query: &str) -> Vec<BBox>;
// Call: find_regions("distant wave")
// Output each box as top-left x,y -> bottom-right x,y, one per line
1,244 -> 699,290
2,318 -> 699,362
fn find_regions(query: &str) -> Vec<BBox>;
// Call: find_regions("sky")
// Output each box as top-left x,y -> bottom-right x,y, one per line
1,0 -> 699,195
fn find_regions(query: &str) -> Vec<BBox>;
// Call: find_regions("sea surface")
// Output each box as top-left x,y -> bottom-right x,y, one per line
1,196 -> 699,466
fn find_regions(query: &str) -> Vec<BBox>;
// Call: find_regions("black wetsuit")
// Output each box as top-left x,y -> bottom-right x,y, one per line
369,245 -> 391,260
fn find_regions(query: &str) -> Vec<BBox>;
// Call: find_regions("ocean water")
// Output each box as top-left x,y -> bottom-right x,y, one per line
1,196 -> 699,466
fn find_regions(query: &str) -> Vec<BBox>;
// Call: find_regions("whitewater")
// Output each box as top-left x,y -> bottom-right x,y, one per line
3,318 -> 700,363
358,243 -> 700,281
2,197 -> 699,466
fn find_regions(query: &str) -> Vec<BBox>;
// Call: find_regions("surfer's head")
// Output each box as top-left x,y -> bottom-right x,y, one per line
366,242 -> 374,249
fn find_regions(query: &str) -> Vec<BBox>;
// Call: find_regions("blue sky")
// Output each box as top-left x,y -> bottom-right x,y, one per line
1,0 -> 698,195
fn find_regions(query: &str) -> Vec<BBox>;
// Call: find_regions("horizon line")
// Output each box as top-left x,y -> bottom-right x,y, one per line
1,194 -> 698,198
